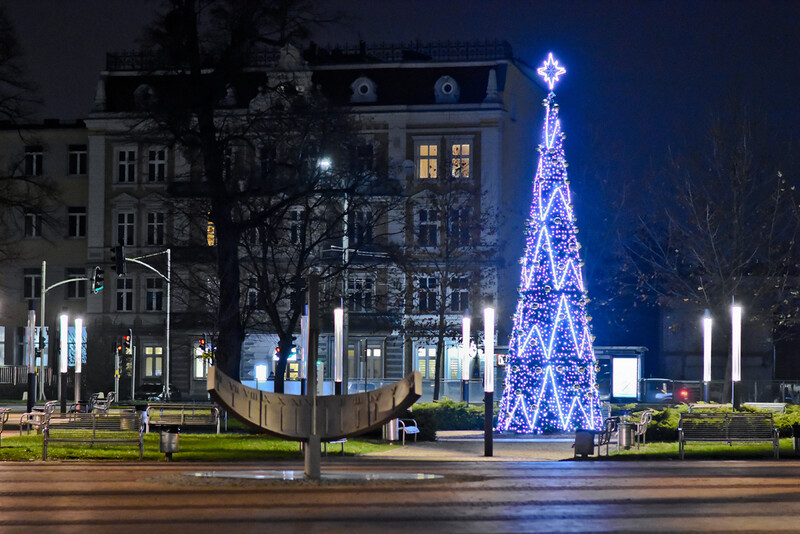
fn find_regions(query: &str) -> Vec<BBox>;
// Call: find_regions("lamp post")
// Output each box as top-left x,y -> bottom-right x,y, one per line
334,307 -> 344,395
483,307 -> 495,457
25,302 -> 36,412
59,313 -> 68,414
74,318 -> 82,405
702,311 -> 712,403
300,309 -> 309,395
461,316 -> 471,403
731,303 -> 742,410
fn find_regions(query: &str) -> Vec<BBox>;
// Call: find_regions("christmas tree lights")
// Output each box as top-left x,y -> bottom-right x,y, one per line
497,54 -> 601,433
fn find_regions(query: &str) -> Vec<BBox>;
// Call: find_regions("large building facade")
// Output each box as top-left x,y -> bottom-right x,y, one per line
0,41 -> 543,400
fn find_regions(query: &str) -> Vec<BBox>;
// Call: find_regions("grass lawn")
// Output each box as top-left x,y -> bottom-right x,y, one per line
0,433 -> 397,462
605,438 -> 798,460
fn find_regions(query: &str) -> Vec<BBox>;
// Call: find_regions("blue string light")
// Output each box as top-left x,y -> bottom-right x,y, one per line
497,54 -> 601,433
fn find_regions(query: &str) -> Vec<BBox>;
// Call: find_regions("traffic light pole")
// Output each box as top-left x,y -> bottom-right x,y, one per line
124,249 -> 171,400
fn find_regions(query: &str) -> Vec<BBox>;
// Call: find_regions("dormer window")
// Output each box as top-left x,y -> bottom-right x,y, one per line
434,76 -> 460,103
350,76 -> 377,103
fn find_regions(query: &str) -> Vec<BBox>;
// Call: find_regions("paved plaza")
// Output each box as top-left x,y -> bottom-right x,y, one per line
0,432 -> 800,533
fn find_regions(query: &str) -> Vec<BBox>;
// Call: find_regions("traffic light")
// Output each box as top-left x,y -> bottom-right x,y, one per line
123,329 -> 132,353
110,244 -> 126,275
91,266 -> 104,293
199,336 -> 206,351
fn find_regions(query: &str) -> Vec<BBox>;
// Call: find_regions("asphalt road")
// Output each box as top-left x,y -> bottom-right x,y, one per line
1,456 -> 800,533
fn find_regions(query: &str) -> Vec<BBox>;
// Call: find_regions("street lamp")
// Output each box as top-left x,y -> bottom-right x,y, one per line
462,316 -> 471,403
334,307 -> 344,394
483,306 -> 495,457
731,303 -> 742,409
702,311 -> 712,402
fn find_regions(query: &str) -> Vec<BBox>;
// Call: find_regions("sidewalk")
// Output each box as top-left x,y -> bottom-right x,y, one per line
363,430 -> 576,461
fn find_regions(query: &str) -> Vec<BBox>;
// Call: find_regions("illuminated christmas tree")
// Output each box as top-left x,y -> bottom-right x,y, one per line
497,53 -> 601,433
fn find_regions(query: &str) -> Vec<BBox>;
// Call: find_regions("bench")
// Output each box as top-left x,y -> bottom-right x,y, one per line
19,401 -> 58,435
0,408 -> 9,446
743,402 -> 787,413
42,411 -> 144,460
399,418 -> 420,445
633,410 -> 654,449
91,392 -> 115,414
678,412 -> 779,460
145,403 -> 221,433
596,417 -> 618,456
688,403 -> 732,413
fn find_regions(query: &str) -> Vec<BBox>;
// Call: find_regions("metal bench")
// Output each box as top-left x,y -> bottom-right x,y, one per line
678,412 -> 779,460
91,392 -> 115,414
596,417 -> 618,456
399,418 -> 420,445
145,403 -> 221,433
633,410 -> 654,449
0,408 -> 10,446
19,401 -> 58,435
42,411 -> 144,460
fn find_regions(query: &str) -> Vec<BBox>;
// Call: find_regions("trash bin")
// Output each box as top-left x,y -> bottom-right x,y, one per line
383,418 -> 399,441
160,426 -> 180,460
574,429 -> 595,457
618,422 -> 634,450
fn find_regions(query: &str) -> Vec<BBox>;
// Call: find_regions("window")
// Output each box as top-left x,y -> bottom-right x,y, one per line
450,142 -> 471,178
23,269 -> 42,299
24,146 -> 43,176
246,277 -> 260,309
448,207 -> 471,246
117,212 -> 135,246
144,346 -> 163,377
354,143 -> 374,173
417,208 -> 438,247
24,212 -> 42,237
148,149 -> 166,182
146,212 -> 165,245
116,278 -> 133,312
207,217 -> 216,246
194,345 -> 210,380
117,149 -> 136,183
289,208 -> 305,244
349,210 -> 373,247
417,346 -> 436,379
418,276 -> 438,312
67,207 -> 86,238
68,145 -> 87,175
347,276 -> 374,312
146,277 -> 164,311
65,268 -> 87,299
417,143 -> 438,179
449,276 -> 470,313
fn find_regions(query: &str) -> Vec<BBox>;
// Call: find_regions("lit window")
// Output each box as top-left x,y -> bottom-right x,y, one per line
144,346 -> 163,377
418,144 -> 438,179
417,347 -> 436,379
207,218 -> 216,246
451,143 -> 470,178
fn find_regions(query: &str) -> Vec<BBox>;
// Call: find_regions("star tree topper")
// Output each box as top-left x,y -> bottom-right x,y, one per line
537,52 -> 566,91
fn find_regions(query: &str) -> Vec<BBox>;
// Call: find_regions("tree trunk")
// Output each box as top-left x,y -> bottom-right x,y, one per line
213,210 -> 244,380
274,336 -> 295,394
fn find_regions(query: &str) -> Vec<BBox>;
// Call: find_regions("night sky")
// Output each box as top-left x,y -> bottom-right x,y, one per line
7,0 -> 800,346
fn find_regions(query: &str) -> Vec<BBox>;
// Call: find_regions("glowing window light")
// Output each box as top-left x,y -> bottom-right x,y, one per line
334,307 -> 344,383
702,313 -> 712,383
484,307 -> 495,393
731,305 -> 742,382
537,53 -> 566,91
255,364 -> 268,382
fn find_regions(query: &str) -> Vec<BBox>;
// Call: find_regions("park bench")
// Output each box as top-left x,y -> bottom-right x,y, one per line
688,403 -> 732,413
633,409 -> 654,449
42,411 -> 144,460
678,412 -> 779,460
595,417 -> 618,456
399,418 -> 420,445
145,403 -> 221,433
19,400 -> 58,435
0,408 -> 10,446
